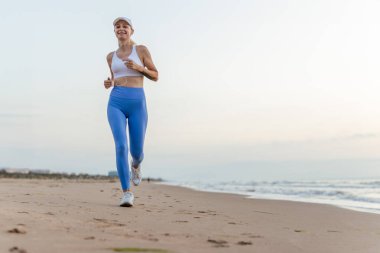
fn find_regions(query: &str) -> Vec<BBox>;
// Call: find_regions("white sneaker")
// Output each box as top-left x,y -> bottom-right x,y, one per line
120,191 -> 134,207
130,161 -> 142,186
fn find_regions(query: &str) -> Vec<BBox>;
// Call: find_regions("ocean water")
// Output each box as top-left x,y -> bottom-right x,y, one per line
158,179 -> 380,215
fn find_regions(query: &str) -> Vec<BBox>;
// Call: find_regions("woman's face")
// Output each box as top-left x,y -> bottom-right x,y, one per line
114,20 -> 134,40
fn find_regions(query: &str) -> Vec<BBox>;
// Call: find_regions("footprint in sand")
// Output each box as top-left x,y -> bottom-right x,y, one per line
198,210 -> 217,216
176,209 -> 193,215
7,226 -> 27,234
253,210 -> 274,215
237,241 -> 252,245
84,236 -> 95,240
7,228 -> 26,234
249,235 -> 263,238
327,230 -> 341,233
9,246 -> 27,253
241,232 -> 263,239
145,236 -> 159,242
92,218 -> 126,228
207,239 -> 229,248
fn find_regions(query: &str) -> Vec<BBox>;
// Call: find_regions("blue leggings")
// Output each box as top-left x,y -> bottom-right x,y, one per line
107,86 -> 148,190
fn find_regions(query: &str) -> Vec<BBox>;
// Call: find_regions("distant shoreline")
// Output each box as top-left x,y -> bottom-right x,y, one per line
0,169 -> 163,182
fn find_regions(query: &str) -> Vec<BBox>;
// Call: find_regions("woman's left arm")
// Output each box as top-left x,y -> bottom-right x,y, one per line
138,45 -> 159,82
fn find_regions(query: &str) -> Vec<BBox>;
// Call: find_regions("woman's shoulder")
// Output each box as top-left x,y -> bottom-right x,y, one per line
106,51 -> 115,59
135,44 -> 149,54
106,51 -> 115,64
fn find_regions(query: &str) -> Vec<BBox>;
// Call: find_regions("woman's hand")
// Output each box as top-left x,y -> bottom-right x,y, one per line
124,59 -> 144,73
104,77 -> 113,89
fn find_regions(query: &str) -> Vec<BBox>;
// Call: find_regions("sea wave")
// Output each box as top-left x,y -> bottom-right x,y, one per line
159,179 -> 380,214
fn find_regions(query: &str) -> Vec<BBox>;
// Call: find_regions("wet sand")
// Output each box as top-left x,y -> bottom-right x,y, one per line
1,178 -> 379,253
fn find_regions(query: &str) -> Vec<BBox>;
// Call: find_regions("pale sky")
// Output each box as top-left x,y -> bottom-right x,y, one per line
1,0 -> 380,181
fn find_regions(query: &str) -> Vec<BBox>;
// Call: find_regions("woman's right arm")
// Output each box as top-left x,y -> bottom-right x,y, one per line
104,52 -> 114,89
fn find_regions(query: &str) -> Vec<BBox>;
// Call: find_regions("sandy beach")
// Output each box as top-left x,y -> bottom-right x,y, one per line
1,178 -> 379,253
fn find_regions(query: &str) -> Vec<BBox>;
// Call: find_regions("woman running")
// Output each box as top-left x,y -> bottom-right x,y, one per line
104,17 -> 159,207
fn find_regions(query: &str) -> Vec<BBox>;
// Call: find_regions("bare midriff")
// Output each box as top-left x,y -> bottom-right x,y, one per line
114,76 -> 144,88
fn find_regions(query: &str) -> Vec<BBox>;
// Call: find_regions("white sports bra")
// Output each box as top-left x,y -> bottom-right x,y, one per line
111,45 -> 144,78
